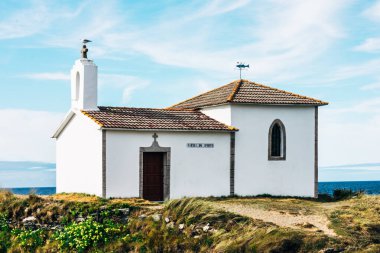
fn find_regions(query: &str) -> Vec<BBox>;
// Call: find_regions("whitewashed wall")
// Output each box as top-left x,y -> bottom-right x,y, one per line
203,104 -> 316,197
105,131 -> 230,198
201,104 -> 232,125
56,112 -> 103,196
232,105 -> 315,197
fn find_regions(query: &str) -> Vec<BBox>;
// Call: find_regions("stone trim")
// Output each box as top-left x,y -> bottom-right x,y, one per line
230,132 -> 236,196
102,130 -> 107,198
314,107 -> 319,198
139,133 -> 171,201
268,119 -> 286,161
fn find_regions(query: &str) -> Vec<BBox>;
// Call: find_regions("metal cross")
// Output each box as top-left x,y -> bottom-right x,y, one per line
152,133 -> 158,142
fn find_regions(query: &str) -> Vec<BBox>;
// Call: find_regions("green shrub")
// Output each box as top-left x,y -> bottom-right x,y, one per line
54,217 -> 123,252
0,213 -> 11,252
333,189 -> 362,200
12,228 -> 45,252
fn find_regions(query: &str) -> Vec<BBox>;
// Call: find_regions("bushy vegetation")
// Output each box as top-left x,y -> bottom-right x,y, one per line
54,218 -> 125,252
12,228 -> 45,251
332,189 -> 364,200
0,212 -> 11,252
0,190 -> 378,252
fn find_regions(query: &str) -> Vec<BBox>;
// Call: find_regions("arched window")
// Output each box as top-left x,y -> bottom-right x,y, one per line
268,119 -> 286,160
74,72 -> 80,101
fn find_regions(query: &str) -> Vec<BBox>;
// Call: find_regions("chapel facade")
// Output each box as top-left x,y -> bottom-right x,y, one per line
53,50 -> 328,200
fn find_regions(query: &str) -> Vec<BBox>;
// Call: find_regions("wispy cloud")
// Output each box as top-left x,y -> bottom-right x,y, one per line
0,1 -> 49,39
329,59 -> 380,82
188,0 -> 250,20
92,0 -> 349,88
24,72 -> 70,81
363,0 -> 380,22
28,0 -> 350,83
354,37 -> 380,53
328,97 -> 380,114
361,81 -> 380,91
99,74 -> 150,104
0,0 -> 86,41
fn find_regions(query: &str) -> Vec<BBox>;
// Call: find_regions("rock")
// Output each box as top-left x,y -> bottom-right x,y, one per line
76,216 -> 85,222
118,208 -> 130,215
22,216 -> 37,223
22,216 -> 38,229
209,228 -> 217,234
202,223 -> 210,232
138,214 -> 147,220
166,221 -> 174,229
152,213 -> 162,222
165,217 -> 170,223
298,222 -> 315,229
50,225 -> 63,230
320,248 -> 345,253
178,223 -> 185,230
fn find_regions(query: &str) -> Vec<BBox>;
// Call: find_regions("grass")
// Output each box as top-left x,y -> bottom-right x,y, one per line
0,190 -> 378,252
328,196 -> 380,246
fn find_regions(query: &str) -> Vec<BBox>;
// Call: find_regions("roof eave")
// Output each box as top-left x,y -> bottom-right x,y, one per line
186,101 -> 329,110
228,102 -> 329,107
99,127 -> 238,132
52,110 -> 76,138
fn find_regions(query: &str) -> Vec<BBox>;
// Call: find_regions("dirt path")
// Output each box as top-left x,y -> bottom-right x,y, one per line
210,202 -> 337,236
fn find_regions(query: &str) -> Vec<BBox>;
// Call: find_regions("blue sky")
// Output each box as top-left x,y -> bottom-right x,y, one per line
1,0 -> 380,187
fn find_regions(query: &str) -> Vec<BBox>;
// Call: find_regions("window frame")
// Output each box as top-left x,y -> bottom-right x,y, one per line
268,119 -> 286,161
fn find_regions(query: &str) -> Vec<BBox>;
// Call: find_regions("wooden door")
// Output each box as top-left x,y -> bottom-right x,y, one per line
143,152 -> 164,201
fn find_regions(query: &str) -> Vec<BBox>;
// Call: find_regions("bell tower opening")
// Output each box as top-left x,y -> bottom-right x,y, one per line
74,72 -> 80,101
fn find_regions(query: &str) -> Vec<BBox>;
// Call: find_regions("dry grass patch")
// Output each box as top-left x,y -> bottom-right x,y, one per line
50,192 -> 101,203
207,197 -> 321,215
329,195 -> 380,247
0,190 -> 14,202
109,197 -> 159,207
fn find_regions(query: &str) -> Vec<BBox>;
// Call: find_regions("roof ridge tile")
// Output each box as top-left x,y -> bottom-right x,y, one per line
250,81 -> 328,105
227,80 -> 242,102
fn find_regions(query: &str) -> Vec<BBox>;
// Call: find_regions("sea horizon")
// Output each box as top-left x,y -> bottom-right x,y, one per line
3,180 -> 380,196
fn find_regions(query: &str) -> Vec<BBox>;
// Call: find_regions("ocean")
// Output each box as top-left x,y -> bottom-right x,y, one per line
3,181 -> 380,196
318,181 -> 380,195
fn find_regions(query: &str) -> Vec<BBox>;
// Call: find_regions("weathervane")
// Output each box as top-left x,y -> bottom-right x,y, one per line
236,62 -> 249,79
81,39 -> 92,59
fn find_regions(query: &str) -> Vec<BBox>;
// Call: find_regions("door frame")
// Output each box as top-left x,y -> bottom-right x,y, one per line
139,138 -> 171,201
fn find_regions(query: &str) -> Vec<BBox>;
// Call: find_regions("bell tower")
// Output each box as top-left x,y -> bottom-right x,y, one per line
70,40 -> 98,111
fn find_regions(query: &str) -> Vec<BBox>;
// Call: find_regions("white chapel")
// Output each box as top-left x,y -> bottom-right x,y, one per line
53,45 -> 328,201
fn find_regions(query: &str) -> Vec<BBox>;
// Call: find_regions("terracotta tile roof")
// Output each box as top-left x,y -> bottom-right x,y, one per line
82,106 -> 237,131
169,80 -> 328,109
